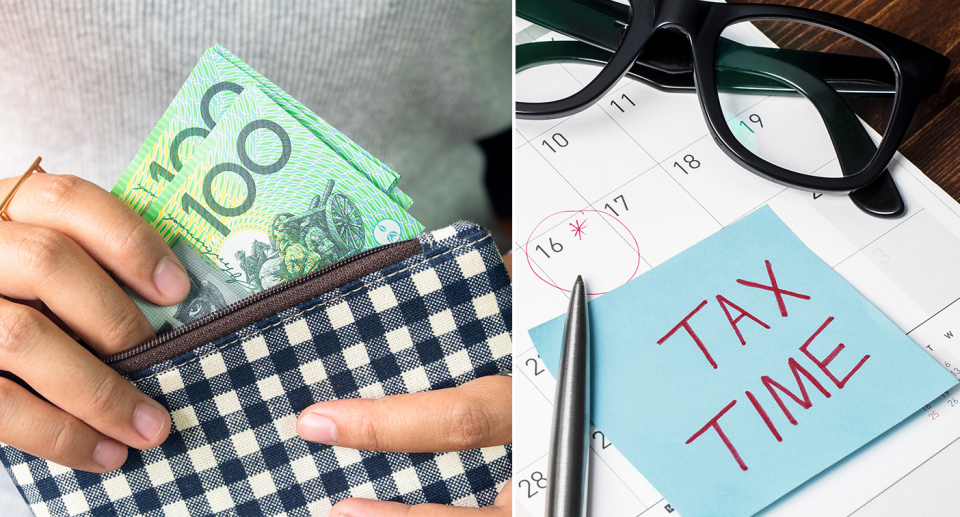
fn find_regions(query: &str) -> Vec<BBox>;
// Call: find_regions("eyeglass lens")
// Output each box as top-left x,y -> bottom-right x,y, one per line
717,19 -> 896,181
515,22 -> 609,104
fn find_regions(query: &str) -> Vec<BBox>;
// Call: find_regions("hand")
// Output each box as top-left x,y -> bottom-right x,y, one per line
296,374 -> 512,516
0,173 -> 190,472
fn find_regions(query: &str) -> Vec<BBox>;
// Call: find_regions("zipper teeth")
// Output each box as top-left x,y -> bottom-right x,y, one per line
104,242 -> 404,365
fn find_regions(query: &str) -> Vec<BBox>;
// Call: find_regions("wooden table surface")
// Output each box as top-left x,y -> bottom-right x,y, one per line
738,0 -> 960,202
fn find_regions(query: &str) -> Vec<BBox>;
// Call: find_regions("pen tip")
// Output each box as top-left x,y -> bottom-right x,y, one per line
575,275 -> 583,285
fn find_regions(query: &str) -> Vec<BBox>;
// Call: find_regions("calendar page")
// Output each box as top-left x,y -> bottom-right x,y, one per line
513,16 -> 960,517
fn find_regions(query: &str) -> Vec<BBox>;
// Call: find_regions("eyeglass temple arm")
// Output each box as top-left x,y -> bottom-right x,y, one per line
642,32 -> 895,94
516,38 -> 896,96
716,39 -> 895,94
516,40 -> 696,92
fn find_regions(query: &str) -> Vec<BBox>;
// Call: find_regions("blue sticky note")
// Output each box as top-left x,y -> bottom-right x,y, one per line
529,206 -> 956,517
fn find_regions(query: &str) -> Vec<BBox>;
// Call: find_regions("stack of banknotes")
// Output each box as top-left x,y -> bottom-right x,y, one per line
111,45 -> 423,334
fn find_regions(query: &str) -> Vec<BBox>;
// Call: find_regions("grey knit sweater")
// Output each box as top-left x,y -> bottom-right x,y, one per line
0,1 -> 510,513
0,0 -> 510,232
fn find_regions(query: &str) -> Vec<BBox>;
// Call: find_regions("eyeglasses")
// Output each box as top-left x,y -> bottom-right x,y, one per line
515,0 -> 949,218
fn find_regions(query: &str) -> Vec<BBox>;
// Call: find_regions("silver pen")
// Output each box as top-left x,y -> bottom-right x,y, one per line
545,275 -> 591,517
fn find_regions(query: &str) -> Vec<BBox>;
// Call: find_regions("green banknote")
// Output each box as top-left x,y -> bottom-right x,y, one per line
112,45 -> 409,214
143,85 -> 423,290
212,45 -> 413,210
124,242 -> 250,333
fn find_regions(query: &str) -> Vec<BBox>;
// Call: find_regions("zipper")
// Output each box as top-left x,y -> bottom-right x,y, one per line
103,239 -> 420,372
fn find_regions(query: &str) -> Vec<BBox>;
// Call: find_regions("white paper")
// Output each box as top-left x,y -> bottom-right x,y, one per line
513,17 -> 960,517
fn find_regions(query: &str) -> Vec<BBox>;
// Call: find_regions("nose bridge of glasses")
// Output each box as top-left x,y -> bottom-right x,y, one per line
637,28 -> 694,74
653,0 -> 711,36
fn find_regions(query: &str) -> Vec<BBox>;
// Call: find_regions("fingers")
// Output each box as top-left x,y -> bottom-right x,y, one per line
0,376 -> 127,472
0,173 -> 190,306
0,299 -> 171,452
329,479 -> 512,517
0,221 -> 155,354
297,375 -> 511,452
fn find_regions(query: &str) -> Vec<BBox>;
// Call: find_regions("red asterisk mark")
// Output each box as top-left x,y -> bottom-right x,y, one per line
570,219 -> 587,240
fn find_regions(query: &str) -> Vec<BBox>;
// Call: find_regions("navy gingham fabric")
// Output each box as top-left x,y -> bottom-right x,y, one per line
0,222 -> 512,516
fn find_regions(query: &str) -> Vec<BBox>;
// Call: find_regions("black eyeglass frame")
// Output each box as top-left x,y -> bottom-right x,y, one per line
516,0 -> 949,196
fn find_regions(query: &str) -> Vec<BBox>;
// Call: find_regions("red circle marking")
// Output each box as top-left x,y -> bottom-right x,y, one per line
524,209 -> 641,295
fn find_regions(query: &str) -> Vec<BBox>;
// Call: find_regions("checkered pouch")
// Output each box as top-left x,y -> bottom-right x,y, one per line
0,221 -> 512,516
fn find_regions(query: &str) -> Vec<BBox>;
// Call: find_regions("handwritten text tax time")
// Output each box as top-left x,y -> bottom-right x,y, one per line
657,260 -> 870,471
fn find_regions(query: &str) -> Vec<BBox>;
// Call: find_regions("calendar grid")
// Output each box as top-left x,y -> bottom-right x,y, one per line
523,125 -> 654,268
639,499 -> 669,516
907,295 -> 960,335
518,410 -> 652,508
513,383 -> 658,511
518,157 -> 658,243
517,453 -> 549,477
891,155 -> 960,218
597,101 -> 726,230
520,248 -> 571,302
846,431 -> 960,515
519,85 -> 815,247
831,208 -> 923,270
515,17 -> 960,517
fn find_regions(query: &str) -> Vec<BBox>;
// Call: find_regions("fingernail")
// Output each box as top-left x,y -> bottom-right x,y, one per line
153,256 -> 190,300
93,439 -> 126,470
298,413 -> 338,444
133,402 -> 167,442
